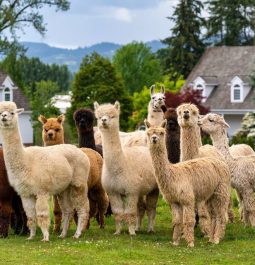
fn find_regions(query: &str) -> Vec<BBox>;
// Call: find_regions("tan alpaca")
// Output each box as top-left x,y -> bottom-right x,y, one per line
145,120 -> 230,247
0,101 -> 90,241
199,113 -> 255,227
176,103 -> 233,232
38,114 -> 109,231
94,101 -> 159,235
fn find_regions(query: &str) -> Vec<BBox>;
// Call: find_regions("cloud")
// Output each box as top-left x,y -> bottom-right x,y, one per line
113,8 -> 132,22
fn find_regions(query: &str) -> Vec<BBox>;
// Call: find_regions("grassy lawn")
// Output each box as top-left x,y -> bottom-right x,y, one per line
1,196 -> 255,265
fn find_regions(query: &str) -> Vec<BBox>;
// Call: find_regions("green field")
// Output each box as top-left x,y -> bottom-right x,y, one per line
1,196 -> 255,265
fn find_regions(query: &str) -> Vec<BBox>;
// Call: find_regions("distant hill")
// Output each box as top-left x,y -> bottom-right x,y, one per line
21,41 -> 166,73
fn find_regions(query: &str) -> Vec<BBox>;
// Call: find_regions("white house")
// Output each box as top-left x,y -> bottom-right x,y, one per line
183,46 -> 255,136
0,70 -> 33,145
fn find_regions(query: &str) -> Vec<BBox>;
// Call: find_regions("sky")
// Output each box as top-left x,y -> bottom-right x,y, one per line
17,0 -> 176,49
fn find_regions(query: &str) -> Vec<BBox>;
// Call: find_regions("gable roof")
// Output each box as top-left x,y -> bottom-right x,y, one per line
184,46 -> 255,110
0,70 -> 30,111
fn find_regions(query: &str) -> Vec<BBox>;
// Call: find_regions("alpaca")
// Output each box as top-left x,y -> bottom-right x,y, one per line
177,103 -> 235,225
161,106 -> 180,164
147,84 -> 165,126
0,148 -> 28,237
199,113 -> 255,227
145,120 -> 230,247
229,144 -> 254,157
39,114 -> 109,230
0,101 -> 90,241
73,108 -> 103,156
94,101 -> 159,235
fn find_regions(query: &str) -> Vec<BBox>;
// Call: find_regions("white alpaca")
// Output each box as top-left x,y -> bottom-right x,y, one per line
147,84 -> 165,126
229,144 -> 254,157
94,101 -> 159,235
145,120 -> 230,247
0,101 -> 90,241
199,113 -> 255,226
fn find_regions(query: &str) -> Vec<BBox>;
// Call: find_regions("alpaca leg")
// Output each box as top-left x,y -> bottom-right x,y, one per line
0,200 -> 12,238
21,196 -> 36,240
146,188 -> 159,233
35,194 -> 50,242
108,193 -> 124,235
71,185 -> 90,239
57,191 -> 73,238
242,190 -> 255,227
94,188 -> 109,229
197,201 -> 211,237
136,196 -> 146,232
124,195 -> 138,235
182,204 -> 195,247
236,191 -> 244,223
227,195 -> 235,223
53,195 -> 62,233
171,203 -> 183,246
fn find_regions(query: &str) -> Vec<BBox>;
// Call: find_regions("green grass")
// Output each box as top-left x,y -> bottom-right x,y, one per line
1,196 -> 255,265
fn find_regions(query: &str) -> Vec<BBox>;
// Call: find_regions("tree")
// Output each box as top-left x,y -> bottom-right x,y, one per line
113,42 -> 163,94
163,0 -> 205,81
206,0 -> 255,45
67,52 -> 132,131
0,0 -> 70,52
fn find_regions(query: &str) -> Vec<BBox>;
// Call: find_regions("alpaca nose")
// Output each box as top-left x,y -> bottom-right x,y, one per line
48,132 -> 53,138
183,111 -> 190,120
102,118 -> 107,123
151,136 -> 158,143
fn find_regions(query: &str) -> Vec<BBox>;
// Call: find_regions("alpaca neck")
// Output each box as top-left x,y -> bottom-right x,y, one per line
196,126 -> 202,147
211,128 -> 235,168
78,130 -> 96,150
147,102 -> 163,126
44,138 -> 64,146
149,142 -> 175,192
100,125 -> 124,164
165,130 -> 180,163
0,124 -> 26,172
180,126 -> 200,161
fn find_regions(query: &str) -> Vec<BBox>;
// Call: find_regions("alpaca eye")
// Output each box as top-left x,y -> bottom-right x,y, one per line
110,116 -> 114,119
152,96 -> 155,99
11,112 -> 14,115
44,129 -> 48,132
209,119 -> 214,122
160,132 -> 164,135
55,129 -> 60,132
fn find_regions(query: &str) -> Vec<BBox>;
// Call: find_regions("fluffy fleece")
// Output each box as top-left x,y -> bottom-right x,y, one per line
94,101 -> 159,235
146,120 -> 230,247
199,113 -> 255,227
39,114 -> 109,230
0,101 -> 90,241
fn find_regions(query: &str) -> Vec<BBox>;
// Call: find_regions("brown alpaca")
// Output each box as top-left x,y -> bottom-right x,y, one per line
39,114 -> 109,231
145,120 -> 230,247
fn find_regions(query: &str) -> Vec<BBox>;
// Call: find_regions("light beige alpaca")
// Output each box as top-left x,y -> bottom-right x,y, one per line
229,144 -> 254,157
176,103 -> 233,232
94,101 -> 159,235
0,101 -> 90,241
38,114 -> 109,230
199,113 -> 255,227
145,120 -> 230,247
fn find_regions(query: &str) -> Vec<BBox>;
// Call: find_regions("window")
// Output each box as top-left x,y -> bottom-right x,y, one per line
233,85 -> 241,100
3,88 -> 11,101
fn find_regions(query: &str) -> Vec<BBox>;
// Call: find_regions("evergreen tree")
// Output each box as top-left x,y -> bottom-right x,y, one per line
113,42 -> 163,94
162,0 -> 205,80
206,0 -> 255,45
67,52 -> 132,131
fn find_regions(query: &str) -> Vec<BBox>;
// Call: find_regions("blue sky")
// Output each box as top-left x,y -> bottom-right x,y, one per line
18,0 -> 176,48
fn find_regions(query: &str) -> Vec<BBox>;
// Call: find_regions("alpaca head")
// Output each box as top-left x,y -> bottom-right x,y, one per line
145,119 -> 166,147
38,114 -> 65,145
177,103 -> 199,128
0,101 -> 23,129
198,113 -> 230,137
73,108 -> 95,132
94,101 -> 120,131
161,106 -> 179,132
150,84 -> 166,110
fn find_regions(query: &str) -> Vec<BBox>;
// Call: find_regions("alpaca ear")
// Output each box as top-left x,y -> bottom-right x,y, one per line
16,108 -> 24,115
160,84 -> 165,94
144,119 -> 151,128
38,115 -> 47,124
161,119 -> 167,128
114,101 -> 120,112
222,120 -> 230,128
94,101 -> 99,111
150,84 -> 155,96
161,105 -> 167,113
57,114 -> 65,124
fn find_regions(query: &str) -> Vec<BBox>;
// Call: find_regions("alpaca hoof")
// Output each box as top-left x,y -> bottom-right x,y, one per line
41,238 -> 49,242
147,229 -> 155,234
171,241 -> 179,246
114,231 -> 121,235
26,235 -> 35,240
58,234 -> 66,239
73,233 -> 81,239
187,242 -> 194,248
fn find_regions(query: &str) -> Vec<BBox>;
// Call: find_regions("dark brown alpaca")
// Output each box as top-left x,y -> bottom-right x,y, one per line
73,109 -> 103,156
161,106 -> 180,164
0,148 -> 28,237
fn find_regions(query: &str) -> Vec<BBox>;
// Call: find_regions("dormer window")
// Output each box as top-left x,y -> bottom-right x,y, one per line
3,87 -> 12,101
230,77 -> 244,103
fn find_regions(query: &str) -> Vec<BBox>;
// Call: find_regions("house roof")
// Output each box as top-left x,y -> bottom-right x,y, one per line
184,46 -> 255,110
0,70 -> 30,111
